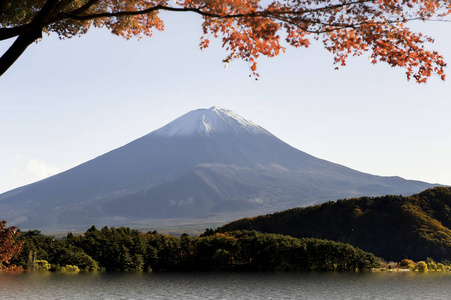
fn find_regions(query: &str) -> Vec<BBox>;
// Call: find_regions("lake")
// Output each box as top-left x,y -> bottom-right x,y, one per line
1,271 -> 450,299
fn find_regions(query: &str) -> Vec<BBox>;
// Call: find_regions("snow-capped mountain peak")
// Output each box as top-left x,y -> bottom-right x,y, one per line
151,106 -> 271,137
0,106 -> 437,231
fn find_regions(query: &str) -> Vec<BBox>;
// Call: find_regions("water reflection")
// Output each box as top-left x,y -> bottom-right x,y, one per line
1,271 -> 450,299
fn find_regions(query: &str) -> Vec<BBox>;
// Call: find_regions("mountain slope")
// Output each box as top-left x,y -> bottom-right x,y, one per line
0,107 -> 437,231
219,186 -> 451,261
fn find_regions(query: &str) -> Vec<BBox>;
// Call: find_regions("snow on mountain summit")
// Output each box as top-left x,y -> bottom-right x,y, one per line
151,106 -> 271,137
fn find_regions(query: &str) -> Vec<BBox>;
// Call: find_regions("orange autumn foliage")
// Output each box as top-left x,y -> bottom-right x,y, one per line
0,220 -> 23,270
0,0 -> 449,81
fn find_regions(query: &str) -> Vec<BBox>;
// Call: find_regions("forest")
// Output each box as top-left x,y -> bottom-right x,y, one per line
7,227 -> 380,272
4,187 -> 451,272
219,187 -> 451,261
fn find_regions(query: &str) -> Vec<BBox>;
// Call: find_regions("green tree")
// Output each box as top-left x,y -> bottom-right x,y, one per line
436,262 -> 446,271
146,232 -> 181,271
74,226 -> 146,271
34,260 -> 51,271
427,257 -> 437,271
416,261 -> 428,272
10,226 -> 381,272
54,248 -> 98,271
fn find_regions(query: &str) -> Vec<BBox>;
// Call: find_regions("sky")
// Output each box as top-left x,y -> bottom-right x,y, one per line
1,11 -> 451,194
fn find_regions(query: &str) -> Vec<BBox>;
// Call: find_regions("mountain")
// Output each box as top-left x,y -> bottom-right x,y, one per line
0,106 -> 438,232
218,187 -> 451,261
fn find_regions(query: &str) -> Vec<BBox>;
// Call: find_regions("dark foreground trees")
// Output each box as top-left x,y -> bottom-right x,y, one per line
1,0 -> 449,81
11,226 -> 380,272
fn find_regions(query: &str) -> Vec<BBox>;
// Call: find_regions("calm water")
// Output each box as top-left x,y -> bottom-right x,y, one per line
1,271 -> 450,299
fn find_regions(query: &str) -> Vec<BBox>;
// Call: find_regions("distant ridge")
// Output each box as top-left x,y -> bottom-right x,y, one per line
0,107 -> 438,232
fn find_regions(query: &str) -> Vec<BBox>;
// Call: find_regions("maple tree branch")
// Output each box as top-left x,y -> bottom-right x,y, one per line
53,0 -> 73,17
0,0 -> 72,40
0,30 -> 42,76
0,0 -> 448,80
0,25 -> 36,41
1,0 -> 445,42
60,5 -> 212,20
70,0 -> 101,15
59,0 -> 377,21
0,0 -> 71,73
35,0 -> 66,23
274,0 -> 376,16
58,0 -> 442,35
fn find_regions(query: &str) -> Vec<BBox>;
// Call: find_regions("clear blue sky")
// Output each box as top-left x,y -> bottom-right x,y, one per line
1,12 -> 450,194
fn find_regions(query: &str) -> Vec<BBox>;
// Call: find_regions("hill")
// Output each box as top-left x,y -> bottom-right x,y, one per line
0,107 -> 437,232
218,187 -> 451,261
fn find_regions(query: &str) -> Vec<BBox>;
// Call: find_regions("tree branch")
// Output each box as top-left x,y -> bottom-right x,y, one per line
34,0 -> 64,23
70,0 -> 101,15
0,30 -> 42,76
0,0 -> 448,79
60,5 -> 215,21
0,0 -> 70,73
52,0 -> 73,18
0,0 -> 71,41
60,0 -> 377,22
0,25 -> 36,41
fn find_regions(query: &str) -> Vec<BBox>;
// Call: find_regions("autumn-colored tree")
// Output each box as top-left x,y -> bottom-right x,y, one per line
0,0 -> 449,81
416,260 -> 428,271
399,258 -> 416,270
436,262 -> 446,271
0,220 -> 23,269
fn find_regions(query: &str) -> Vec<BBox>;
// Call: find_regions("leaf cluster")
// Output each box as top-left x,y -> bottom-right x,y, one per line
0,0 -> 449,80
0,220 -> 23,269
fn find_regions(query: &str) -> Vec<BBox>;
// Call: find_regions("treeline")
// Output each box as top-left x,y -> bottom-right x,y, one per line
218,187 -> 451,262
11,227 -> 380,272
391,258 -> 451,272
